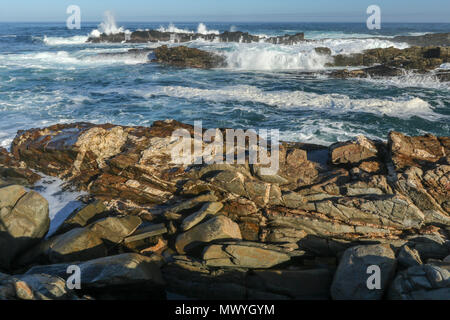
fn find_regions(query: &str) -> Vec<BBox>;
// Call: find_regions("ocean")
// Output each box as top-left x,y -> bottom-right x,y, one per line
0,21 -> 449,151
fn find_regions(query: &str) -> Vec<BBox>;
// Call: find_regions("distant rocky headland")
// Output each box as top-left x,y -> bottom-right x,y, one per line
0,120 -> 449,299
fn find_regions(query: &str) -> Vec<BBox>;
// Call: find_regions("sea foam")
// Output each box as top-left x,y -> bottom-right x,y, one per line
144,85 -> 440,120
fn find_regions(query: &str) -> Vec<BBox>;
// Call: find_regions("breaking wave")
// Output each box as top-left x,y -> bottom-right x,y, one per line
213,38 -> 407,70
157,23 -> 219,35
89,11 -> 130,38
0,50 -> 149,69
43,35 -> 88,45
144,85 -> 440,120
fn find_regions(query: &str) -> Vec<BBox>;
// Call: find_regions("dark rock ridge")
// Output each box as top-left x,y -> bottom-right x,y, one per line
87,29 -> 305,45
0,120 -> 449,300
153,45 -> 226,69
391,33 -> 450,47
329,46 -> 450,78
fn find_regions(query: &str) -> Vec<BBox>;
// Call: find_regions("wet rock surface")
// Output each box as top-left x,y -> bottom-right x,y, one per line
87,29 -> 304,45
329,45 -> 450,80
1,120 -> 449,299
153,45 -> 226,69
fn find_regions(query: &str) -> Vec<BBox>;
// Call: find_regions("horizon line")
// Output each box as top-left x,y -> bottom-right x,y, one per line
0,20 -> 449,24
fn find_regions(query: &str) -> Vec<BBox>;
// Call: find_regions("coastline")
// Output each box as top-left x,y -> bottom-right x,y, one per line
0,120 -> 449,299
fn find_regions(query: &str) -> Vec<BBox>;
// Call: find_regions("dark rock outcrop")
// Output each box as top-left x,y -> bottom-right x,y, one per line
391,33 -> 450,47
153,45 -> 226,69
329,46 -> 450,79
388,263 -> 450,299
87,29 -> 305,45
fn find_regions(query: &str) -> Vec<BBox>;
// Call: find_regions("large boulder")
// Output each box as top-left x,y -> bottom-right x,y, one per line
18,227 -> 107,266
330,244 -> 397,300
389,132 -> 448,171
175,215 -> 242,254
329,136 -> 378,166
0,273 -> 78,300
26,253 -> 165,299
0,185 -> 49,269
388,263 -> 450,300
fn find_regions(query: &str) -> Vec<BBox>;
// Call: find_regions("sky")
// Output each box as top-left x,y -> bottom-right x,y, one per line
0,0 -> 449,23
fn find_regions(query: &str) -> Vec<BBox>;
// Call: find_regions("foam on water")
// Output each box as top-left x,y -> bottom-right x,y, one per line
32,174 -> 87,237
209,38 -> 408,70
157,23 -> 219,35
145,85 -> 439,120
223,45 -> 333,70
43,35 -> 88,45
361,71 -> 449,90
0,50 -> 149,69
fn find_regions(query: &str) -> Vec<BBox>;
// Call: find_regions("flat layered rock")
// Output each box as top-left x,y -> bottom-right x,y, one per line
54,200 -> 107,235
202,242 -> 290,268
175,215 -> 242,254
389,131 -> 448,171
0,147 -> 40,186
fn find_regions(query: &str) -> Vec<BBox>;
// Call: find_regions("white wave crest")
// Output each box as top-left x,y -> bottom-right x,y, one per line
157,23 -> 193,34
362,71 -> 449,90
0,50 -> 149,69
145,85 -> 439,120
223,44 -> 333,70
43,35 -> 88,45
157,23 -> 219,35
197,23 -> 219,35
89,11 -> 130,37
216,37 -> 406,70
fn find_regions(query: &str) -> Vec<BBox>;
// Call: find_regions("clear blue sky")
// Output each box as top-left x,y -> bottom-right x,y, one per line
0,0 -> 449,22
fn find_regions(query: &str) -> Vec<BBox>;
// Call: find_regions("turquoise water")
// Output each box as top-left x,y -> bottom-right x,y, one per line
0,22 -> 449,148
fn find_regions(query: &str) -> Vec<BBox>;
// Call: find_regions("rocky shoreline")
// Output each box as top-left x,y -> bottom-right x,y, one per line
0,120 -> 449,300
